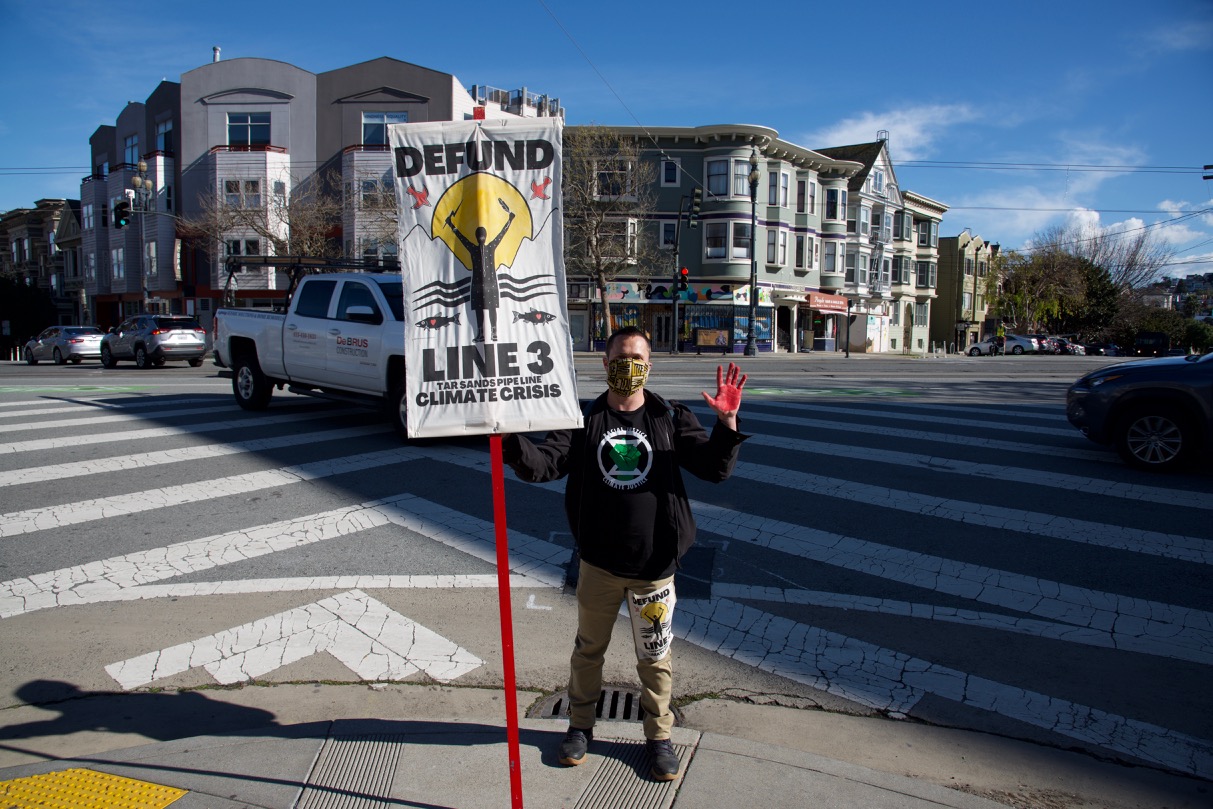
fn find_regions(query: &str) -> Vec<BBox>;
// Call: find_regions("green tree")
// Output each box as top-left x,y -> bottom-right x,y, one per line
1181,319 -> 1213,354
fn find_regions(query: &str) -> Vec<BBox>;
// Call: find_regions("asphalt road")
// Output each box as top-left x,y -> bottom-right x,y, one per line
1,351 -> 1210,796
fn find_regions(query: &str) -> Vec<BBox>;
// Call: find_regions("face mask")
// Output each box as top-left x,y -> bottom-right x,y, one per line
606,357 -> 650,397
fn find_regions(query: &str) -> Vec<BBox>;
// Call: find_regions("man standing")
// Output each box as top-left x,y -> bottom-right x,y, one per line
502,326 -> 748,781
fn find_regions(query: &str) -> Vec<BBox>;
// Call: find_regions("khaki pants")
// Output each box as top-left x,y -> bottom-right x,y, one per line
568,560 -> 677,740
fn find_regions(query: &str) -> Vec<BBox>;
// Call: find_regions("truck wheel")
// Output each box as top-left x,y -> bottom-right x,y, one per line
233,354 -> 273,410
135,346 -> 151,369
389,378 -> 410,441
1115,405 -> 1193,471
100,345 -> 117,368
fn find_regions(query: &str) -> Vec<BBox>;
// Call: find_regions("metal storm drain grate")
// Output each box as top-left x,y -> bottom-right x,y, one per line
575,740 -> 692,809
529,687 -> 681,725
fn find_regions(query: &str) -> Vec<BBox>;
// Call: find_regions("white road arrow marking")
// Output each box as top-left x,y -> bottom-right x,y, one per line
105,590 -> 482,690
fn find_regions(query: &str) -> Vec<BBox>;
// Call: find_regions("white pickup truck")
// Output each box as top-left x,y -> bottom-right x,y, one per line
212,272 -> 409,437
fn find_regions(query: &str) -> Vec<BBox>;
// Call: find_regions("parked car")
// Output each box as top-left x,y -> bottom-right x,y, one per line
967,334 -> 1039,356
23,325 -> 105,365
1053,338 -> 1086,356
1084,343 -> 1120,356
100,315 -> 208,369
1066,352 -> 1213,471
1027,334 -> 1059,354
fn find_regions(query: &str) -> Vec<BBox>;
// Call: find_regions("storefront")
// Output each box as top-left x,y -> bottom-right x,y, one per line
788,291 -> 848,353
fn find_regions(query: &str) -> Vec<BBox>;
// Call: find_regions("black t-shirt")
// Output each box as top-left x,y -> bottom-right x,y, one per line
588,406 -> 677,579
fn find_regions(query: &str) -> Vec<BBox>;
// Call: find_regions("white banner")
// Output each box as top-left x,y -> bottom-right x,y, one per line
389,118 -> 582,439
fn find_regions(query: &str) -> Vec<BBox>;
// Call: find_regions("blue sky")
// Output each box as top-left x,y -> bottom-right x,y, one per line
3,0 -> 1210,278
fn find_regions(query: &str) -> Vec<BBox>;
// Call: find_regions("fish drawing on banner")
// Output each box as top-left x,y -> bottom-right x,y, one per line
513,309 -> 557,325
415,313 -> 461,330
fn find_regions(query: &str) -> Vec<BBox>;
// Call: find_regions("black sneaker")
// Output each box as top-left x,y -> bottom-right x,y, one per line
647,738 -> 680,781
559,726 -> 592,766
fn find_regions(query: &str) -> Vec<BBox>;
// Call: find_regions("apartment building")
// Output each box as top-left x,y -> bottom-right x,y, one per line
74,52 -> 560,331
0,199 -> 78,323
565,125 -> 864,353
932,230 -> 1000,351
814,139 -> 947,354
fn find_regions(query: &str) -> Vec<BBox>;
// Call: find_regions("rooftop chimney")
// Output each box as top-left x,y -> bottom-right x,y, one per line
213,46 -> 221,63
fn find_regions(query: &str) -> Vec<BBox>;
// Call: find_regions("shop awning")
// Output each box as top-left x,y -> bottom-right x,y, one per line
807,292 -> 849,313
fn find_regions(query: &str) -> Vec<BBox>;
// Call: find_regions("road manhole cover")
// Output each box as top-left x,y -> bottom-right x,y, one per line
528,686 -> 682,725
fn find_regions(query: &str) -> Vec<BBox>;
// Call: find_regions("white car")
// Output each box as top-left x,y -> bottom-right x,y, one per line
968,335 -> 1039,356
23,325 -> 105,364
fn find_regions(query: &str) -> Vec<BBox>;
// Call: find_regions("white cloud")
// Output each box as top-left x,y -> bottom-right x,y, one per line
799,104 -> 979,161
1143,19 -> 1213,53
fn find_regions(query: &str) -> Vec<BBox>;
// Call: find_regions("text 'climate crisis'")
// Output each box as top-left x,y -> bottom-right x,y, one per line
394,139 -> 555,178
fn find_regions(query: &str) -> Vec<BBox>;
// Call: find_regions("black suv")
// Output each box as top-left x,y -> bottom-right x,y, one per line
1066,353 -> 1212,471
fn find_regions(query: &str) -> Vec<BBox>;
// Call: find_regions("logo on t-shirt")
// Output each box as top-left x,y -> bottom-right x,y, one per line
597,426 -> 653,490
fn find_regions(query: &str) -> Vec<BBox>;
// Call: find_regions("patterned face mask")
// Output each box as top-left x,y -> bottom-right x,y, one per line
605,357 -> 650,396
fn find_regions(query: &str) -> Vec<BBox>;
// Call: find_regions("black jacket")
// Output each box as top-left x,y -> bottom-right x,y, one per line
503,389 -> 747,575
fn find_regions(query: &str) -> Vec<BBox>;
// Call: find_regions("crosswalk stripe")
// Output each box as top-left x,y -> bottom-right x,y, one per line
0,407 -> 362,455
687,403 -> 1107,461
0,423 -> 393,487
678,597 -> 1212,778
0,402 -> 258,433
733,460 -> 1213,564
758,400 -> 1077,436
743,432 -> 1207,509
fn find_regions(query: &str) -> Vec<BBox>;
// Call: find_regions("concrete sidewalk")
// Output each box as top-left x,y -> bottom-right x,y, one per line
2,686 -> 1206,809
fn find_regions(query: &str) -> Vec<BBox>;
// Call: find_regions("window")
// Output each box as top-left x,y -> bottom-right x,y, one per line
846,204 -> 856,234
881,213 -> 892,242
362,112 -> 408,145
223,179 -> 262,209
976,294 -> 985,310
845,250 -> 855,282
661,222 -> 677,250
858,253 -> 869,285
82,204 -> 94,230
795,235 -> 805,268
781,173 -> 789,208
734,161 -> 751,196
915,261 -> 937,288
732,222 -> 752,259
96,161 -> 108,178
706,160 -> 728,196
360,238 -> 398,266
336,282 -> 382,321
978,261 -> 987,277
964,258 -> 974,276
881,257 -> 891,285
824,242 -> 838,274
767,230 -> 777,263
661,159 -> 680,186
918,221 -> 938,247
809,182 -> 817,217
962,291 -> 973,312
156,119 -> 173,153
796,180 -> 806,213
145,241 -> 156,278
599,218 -> 636,258
226,238 -> 261,262
111,247 -> 125,281
872,170 -> 884,195
596,160 -> 633,198
892,256 -> 910,284
705,222 -> 727,259
826,188 -> 846,220
86,252 -> 96,280
124,135 -> 138,166
914,302 -> 929,326
165,185 -> 174,212
779,231 -> 787,264
814,239 -> 819,266
273,181 -> 287,209
859,207 -> 870,236
294,279 -> 337,318
228,112 -> 270,146
768,172 -> 778,206
892,304 -> 900,326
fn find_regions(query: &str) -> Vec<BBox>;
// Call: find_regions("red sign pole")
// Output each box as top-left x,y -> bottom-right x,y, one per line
490,434 -> 525,808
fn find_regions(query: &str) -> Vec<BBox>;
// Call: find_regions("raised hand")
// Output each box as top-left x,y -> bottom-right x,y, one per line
702,362 -> 747,430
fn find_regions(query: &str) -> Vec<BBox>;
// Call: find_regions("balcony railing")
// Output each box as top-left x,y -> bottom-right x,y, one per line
209,144 -> 288,154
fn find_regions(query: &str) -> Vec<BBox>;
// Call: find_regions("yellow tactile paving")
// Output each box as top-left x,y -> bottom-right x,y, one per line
0,767 -> 187,809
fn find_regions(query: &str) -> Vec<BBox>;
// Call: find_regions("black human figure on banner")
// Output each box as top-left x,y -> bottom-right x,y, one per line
446,198 -> 516,343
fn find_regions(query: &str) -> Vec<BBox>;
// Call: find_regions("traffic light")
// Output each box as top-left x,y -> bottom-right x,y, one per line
113,201 -> 131,230
687,188 -> 702,228
677,266 -> 690,291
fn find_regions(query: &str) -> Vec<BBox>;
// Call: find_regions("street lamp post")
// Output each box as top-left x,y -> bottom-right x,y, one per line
131,160 -> 153,309
745,147 -> 760,357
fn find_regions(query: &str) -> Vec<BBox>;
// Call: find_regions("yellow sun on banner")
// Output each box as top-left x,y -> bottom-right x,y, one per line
432,173 -> 533,271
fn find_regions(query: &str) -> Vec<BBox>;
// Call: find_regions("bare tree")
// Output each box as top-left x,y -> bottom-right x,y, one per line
562,125 -> 660,341
1036,221 -> 1176,293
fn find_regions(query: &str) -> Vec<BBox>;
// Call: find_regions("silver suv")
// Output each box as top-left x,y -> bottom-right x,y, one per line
100,315 -> 208,369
